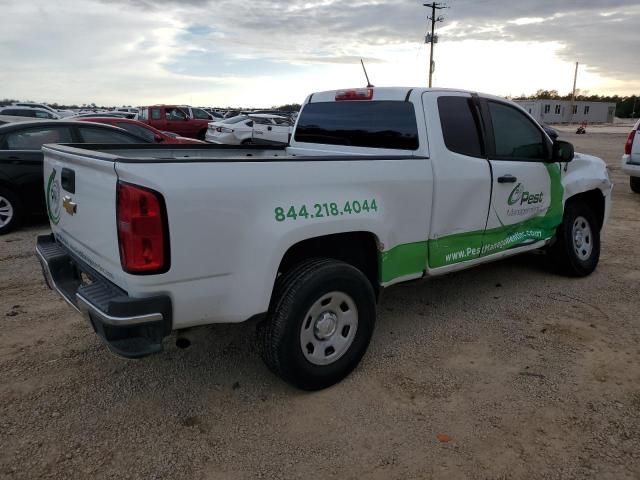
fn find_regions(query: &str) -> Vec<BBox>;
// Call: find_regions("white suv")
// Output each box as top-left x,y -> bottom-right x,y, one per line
0,107 -> 61,120
622,119 -> 640,193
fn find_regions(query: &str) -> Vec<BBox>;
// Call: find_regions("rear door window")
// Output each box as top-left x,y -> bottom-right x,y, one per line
437,96 -> 484,157
115,122 -> 156,142
151,108 -> 161,120
294,101 -> 419,150
6,127 -> 73,149
77,127 -> 144,143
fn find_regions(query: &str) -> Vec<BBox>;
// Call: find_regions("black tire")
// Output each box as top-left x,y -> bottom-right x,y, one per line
631,177 -> 640,194
259,258 -> 376,390
549,200 -> 600,277
198,129 -> 207,141
241,138 -> 252,145
0,187 -> 22,235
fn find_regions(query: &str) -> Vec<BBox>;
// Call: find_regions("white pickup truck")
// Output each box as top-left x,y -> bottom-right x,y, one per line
36,87 -> 612,390
622,118 -> 640,193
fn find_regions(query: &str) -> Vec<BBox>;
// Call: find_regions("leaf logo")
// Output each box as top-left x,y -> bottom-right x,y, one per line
508,183 -> 523,206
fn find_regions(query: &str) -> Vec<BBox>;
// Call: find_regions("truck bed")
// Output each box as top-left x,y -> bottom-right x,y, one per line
42,143 -> 421,162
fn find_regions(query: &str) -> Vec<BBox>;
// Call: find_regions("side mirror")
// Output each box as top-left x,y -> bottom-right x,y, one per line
552,140 -> 574,163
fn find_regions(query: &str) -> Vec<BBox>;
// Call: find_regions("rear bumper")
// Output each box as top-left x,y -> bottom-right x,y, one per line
622,155 -> 640,177
35,234 -> 172,358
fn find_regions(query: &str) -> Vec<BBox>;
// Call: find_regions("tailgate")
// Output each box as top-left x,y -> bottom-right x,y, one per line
42,145 -> 122,283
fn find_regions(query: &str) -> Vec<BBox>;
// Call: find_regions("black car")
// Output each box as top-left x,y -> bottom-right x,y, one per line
0,121 -> 151,234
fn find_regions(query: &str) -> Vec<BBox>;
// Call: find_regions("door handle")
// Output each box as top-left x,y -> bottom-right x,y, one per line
498,174 -> 517,183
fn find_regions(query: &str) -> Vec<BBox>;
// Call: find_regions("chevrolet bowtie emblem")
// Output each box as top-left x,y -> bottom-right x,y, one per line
62,196 -> 77,215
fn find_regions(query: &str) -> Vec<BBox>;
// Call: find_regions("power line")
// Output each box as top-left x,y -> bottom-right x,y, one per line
423,2 -> 447,88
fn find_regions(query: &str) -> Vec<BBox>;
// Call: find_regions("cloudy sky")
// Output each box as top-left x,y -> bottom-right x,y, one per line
1,0 -> 638,107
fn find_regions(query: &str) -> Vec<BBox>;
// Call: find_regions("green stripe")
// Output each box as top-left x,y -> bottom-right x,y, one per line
378,241 -> 428,283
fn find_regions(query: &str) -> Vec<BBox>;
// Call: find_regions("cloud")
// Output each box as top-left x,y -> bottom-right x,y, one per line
0,0 -> 638,106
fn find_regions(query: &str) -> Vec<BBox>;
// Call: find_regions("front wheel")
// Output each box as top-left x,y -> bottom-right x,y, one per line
630,176 -> 640,194
259,259 -> 376,390
549,201 -> 600,277
0,187 -> 21,235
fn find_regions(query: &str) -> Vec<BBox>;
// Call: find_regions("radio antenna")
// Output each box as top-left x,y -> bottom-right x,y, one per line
360,59 -> 374,88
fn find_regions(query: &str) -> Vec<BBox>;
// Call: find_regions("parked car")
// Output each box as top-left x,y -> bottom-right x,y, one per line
0,114 -> 51,124
137,105 -> 210,140
205,115 -> 253,144
36,86 -> 612,390
114,107 -> 139,115
622,119 -> 640,193
251,114 -> 292,144
78,117 -> 206,144
12,102 -> 74,118
205,114 -> 291,145
0,107 -> 61,120
69,112 -> 134,119
0,121 -> 151,234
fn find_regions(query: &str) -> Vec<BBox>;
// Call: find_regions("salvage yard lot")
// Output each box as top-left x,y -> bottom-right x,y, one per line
1,132 -> 639,479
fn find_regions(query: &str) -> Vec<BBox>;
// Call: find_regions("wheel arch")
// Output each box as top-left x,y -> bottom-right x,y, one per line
565,188 -> 606,231
276,231 -> 382,297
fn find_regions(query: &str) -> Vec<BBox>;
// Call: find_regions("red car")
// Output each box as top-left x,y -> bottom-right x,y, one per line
136,105 -> 211,140
78,117 -> 205,144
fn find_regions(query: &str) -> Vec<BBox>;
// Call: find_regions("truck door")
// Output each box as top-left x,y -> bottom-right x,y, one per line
164,107 -> 190,136
423,93 -> 493,269
482,99 -> 563,256
150,107 -> 165,131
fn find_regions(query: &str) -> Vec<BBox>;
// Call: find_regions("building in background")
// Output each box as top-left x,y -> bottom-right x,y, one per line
515,100 -> 616,124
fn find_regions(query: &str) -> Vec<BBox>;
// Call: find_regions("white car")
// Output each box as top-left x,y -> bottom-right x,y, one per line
250,114 -> 292,144
12,102 -> 74,118
37,86 -> 612,390
205,115 -> 254,144
622,118 -> 640,193
0,107 -> 61,120
205,114 -> 291,145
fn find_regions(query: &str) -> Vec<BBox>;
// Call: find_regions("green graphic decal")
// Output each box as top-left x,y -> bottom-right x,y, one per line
380,163 -> 566,279
428,163 -> 564,268
46,169 -> 61,225
508,183 -> 523,206
378,241 -> 428,283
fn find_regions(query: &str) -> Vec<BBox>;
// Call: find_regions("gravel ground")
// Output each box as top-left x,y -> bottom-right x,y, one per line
1,132 -> 639,479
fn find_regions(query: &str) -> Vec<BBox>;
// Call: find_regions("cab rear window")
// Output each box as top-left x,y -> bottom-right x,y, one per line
294,101 -> 419,150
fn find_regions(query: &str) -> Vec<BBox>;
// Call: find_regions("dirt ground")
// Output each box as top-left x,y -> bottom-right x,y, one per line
1,132 -> 639,480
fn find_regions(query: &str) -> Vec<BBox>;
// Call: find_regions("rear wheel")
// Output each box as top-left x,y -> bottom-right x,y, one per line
549,200 -> 600,277
241,138 -> 252,145
0,187 -> 21,235
197,129 -> 207,141
631,176 -> 640,194
259,258 -> 376,390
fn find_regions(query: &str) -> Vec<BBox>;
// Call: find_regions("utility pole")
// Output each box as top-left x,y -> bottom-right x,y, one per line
570,62 -> 579,123
423,3 -> 446,88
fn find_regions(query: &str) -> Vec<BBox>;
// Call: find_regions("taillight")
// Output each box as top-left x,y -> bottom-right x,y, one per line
116,181 -> 169,274
335,88 -> 373,101
624,129 -> 636,155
